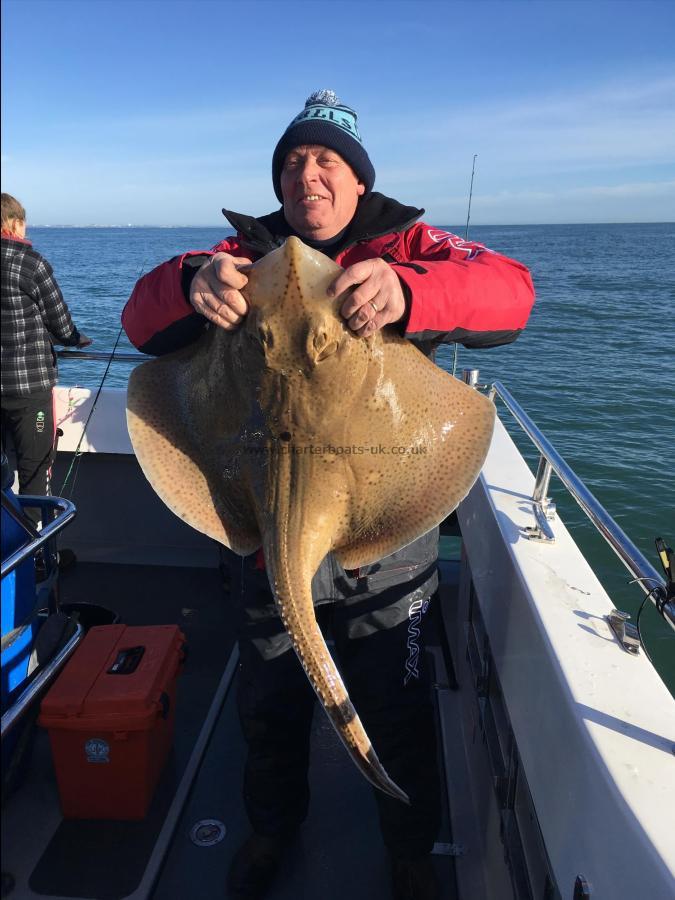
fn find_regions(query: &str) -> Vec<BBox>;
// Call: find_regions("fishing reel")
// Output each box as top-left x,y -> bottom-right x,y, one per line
655,536 -> 674,607
631,537 -> 675,660
610,537 -> 674,657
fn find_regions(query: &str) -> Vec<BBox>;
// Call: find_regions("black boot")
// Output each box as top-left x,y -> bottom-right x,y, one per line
390,854 -> 440,900
226,832 -> 292,899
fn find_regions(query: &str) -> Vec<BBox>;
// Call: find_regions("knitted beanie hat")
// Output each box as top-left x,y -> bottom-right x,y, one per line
272,90 -> 375,202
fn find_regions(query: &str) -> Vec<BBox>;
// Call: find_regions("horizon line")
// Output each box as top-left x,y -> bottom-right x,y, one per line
29,220 -> 675,229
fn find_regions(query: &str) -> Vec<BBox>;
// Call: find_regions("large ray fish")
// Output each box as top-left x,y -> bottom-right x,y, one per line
126,237 -> 495,803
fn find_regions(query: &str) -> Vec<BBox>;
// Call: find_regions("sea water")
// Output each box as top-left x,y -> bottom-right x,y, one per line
27,223 -> 675,692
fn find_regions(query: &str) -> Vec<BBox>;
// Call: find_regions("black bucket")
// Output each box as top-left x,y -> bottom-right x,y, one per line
58,602 -> 120,629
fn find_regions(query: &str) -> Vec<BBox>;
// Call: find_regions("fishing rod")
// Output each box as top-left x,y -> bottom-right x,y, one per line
58,261 -> 147,498
464,153 -> 478,240
453,154 -> 478,377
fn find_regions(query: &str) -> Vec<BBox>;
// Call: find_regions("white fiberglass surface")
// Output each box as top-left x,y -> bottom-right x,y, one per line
458,418 -> 675,899
55,386 -> 133,454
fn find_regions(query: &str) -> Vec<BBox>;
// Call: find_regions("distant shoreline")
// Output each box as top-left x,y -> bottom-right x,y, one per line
30,221 -> 675,229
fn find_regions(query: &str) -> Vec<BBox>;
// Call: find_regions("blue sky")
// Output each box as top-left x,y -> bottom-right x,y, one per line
2,0 -> 674,225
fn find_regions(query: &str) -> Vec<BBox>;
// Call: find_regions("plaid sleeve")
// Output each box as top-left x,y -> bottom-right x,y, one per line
32,258 -> 80,346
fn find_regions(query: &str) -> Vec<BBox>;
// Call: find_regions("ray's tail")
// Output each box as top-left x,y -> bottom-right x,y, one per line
265,537 -> 409,805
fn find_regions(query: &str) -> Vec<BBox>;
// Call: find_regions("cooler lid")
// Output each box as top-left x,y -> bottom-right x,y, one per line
39,624 -> 185,729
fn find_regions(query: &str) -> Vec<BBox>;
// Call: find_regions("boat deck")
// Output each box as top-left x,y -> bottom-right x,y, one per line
2,558 -> 461,900
6,391 -> 674,899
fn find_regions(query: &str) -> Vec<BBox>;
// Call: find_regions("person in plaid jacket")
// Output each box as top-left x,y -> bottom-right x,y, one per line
1,193 -> 91,523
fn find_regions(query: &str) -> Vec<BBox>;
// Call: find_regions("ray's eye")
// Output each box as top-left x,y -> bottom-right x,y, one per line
245,311 -> 273,349
312,329 -> 339,363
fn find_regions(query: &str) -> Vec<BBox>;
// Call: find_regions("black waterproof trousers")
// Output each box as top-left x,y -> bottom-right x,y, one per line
234,585 -> 442,859
1,390 -> 55,525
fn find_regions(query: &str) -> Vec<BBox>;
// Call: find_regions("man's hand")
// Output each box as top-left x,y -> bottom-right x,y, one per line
190,252 -> 252,330
77,333 -> 92,348
329,259 -> 407,336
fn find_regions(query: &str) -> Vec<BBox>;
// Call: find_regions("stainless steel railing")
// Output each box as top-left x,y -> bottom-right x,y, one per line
1,494 -> 83,737
1,623 -> 84,738
462,369 -> 674,634
1,496 -> 77,579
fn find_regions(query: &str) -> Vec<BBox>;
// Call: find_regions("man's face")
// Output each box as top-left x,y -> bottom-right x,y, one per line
280,145 -> 365,240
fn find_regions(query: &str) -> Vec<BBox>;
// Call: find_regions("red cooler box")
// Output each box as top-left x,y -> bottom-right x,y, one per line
39,624 -> 185,820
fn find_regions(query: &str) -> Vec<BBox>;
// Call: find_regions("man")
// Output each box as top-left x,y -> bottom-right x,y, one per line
1,193 -> 91,525
122,90 -> 535,900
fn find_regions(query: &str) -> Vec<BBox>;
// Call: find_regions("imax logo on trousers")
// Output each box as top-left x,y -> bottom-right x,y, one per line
404,596 -> 430,685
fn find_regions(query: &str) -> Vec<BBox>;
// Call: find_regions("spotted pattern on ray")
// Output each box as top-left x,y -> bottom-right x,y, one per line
126,237 -> 495,803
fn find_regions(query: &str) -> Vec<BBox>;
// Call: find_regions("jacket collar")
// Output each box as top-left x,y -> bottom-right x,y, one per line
1,231 -> 31,246
221,192 -> 424,260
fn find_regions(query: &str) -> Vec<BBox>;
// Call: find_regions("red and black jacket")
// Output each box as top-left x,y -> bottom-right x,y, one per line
121,194 -> 535,646
121,193 -> 535,357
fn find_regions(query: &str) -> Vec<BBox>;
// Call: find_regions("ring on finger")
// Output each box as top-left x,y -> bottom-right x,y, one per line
368,300 -> 379,314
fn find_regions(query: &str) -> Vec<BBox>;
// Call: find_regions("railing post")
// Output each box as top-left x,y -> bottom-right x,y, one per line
533,455 -> 553,504
523,455 -> 557,543
462,368 -> 479,387
528,456 -> 557,543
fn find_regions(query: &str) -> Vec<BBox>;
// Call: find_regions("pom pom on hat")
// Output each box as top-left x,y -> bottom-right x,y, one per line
272,90 -> 375,202
305,89 -> 341,106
